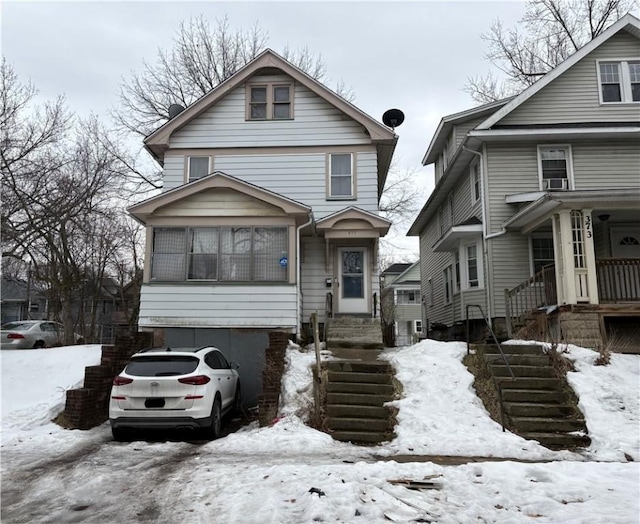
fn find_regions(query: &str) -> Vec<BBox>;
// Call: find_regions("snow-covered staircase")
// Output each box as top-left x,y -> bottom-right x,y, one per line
479,343 -> 590,450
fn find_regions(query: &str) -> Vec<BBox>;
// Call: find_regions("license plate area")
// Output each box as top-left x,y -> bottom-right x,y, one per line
145,398 -> 165,408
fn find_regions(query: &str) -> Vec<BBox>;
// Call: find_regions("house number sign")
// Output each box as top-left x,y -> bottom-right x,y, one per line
585,215 -> 592,238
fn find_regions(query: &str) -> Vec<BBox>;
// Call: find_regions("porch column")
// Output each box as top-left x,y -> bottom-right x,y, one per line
554,210 -> 576,304
582,208 -> 599,305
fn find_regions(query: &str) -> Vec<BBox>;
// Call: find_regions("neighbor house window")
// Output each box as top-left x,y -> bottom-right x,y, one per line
470,164 -> 480,203
598,60 -> 640,103
188,156 -> 210,182
443,265 -> 453,304
454,251 -> 461,292
328,153 -> 353,198
151,226 -> 288,282
538,146 -> 572,191
531,235 -> 554,273
438,205 -> 445,236
247,84 -> 292,120
413,320 -> 422,333
448,192 -> 454,225
466,244 -> 479,288
427,278 -> 434,306
396,289 -> 420,305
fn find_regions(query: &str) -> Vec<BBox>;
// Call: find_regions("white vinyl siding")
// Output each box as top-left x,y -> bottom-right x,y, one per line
138,284 -> 297,328
571,141 -> 640,189
169,76 -> 369,149
300,237 -> 332,323
499,32 -> 640,125
211,152 -> 378,219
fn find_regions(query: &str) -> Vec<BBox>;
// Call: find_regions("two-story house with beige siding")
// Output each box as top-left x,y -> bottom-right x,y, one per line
409,14 -> 640,351
127,50 -> 397,405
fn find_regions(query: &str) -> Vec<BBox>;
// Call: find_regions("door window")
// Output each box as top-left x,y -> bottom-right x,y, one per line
342,250 -> 364,298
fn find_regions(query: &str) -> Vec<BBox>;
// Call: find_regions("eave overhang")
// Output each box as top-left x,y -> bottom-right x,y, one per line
432,223 -> 483,252
504,188 -> 640,233
469,126 -> 640,142
316,206 -> 392,239
127,171 -> 311,225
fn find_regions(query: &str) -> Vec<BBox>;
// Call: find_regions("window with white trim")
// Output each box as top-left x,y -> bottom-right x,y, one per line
598,60 -> 640,104
329,153 -> 353,198
538,146 -> 573,191
443,265 -> 453,304
413,320 -> 422,333
396,289 -> 420,305
188,156 -> 210,182
531,235 -> 554,273
438,205 -> 445,236
470,164 -> 480,203
151,226 -> 288,282
466,244 -> 479,288
248,84 -> 292,120
454,250 -> 461,292
442,143 -> 449,170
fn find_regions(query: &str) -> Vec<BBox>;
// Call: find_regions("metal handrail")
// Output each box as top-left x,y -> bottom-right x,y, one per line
465,304 -> 514,432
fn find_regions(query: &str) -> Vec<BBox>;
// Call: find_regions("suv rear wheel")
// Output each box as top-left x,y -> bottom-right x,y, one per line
203,397 -> 222,440
112,427 -> 132,442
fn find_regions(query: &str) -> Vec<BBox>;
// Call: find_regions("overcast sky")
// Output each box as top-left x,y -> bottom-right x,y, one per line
3,1 -> 528,257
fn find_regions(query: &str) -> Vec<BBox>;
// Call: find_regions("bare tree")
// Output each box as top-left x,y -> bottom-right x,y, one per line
379,162 -> 426,232
465,0 -> 636,103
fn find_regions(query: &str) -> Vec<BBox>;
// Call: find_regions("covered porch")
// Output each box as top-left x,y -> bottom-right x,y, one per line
502,189 -> 640,349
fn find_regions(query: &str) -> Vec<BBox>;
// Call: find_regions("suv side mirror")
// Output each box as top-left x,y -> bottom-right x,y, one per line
229,361 -> 240,370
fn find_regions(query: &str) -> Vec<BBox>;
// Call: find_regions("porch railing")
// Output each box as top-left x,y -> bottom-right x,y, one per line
325,292 -> 333,319
505,264 -> 556,338
597,258 -> 640,303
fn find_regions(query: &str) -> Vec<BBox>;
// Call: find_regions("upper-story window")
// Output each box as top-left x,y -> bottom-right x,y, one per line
470,163 -> 480,203
598,60 -> 640,104
442,142 -> 449,170
247,84 -> 292,120
396,289 -> 420,305
328,153 -> 354,198
448,191 -> 454,225
538,145 -> 573,191
188,156 -> 210,182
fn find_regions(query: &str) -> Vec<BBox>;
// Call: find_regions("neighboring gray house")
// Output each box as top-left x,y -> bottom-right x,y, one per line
128,50 -> 397,404
0,277 -> 46,325
381,262 -> 422,346
408,14 -> 640,349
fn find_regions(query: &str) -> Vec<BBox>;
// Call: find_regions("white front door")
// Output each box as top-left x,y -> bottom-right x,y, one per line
337,247 -> 368,314
611,227 -> 640,258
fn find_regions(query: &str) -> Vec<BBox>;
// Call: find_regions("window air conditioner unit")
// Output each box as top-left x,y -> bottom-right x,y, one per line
543,178 -> 568,190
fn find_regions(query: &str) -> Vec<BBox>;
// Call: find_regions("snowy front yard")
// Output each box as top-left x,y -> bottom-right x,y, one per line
1,340 -> 638,523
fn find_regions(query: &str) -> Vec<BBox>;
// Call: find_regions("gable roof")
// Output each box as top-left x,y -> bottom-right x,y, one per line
478,13 -> 640,130
422,98 -> 511,165
127,171 -> 311,224
144,49 -> 397,159
382,263 -> 413,275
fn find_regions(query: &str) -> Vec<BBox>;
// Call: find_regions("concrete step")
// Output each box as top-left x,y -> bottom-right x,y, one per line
483,354 -> 550,366
327,417 -> 391,431
519,431 -> 591,450
504,402 -> 575,417
325,361 -> 392,373
494,377 -> 561,390
510,416 -> 586,433
327,339 -> 384,350
477,344 -> 545,356
326,404 -> 389,419
501,389 -> 564,403
489,364 -> 556,378
329,316 -> 382,325
327,371 -> 392,384
330,430 -> 394,444
327,392 -> 394,406
326,382 -> 394,395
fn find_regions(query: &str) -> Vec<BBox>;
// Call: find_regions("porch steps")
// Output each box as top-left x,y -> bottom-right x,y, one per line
323,357 -> 396,445
326,316 -> 384,349
478,343 -> 590,450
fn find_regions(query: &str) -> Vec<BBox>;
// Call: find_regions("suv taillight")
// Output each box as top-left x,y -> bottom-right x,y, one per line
113,376 -> 133,386
7,333 -> 25,339
178,375 -> 211,385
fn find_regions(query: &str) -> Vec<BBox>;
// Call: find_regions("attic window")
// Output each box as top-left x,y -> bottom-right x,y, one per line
598,60 -> 640,104
247,84 -> 292,120
188,156 -> 210,182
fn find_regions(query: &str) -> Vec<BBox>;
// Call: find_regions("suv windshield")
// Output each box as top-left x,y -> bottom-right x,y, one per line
126,356 -> 199,377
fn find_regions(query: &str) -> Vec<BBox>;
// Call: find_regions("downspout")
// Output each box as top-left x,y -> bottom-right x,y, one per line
462,145 -> 502,322
296,213 -> 314,337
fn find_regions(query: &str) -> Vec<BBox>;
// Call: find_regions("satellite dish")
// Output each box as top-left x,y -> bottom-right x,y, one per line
382,108 -> 405,131
168,104 -> 185,119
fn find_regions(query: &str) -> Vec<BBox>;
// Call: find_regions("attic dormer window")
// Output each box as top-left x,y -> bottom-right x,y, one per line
247,84 -> 292,120
598,60 -> 640,104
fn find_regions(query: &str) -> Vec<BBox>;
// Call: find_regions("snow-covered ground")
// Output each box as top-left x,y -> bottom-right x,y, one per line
1,340 -> 638,523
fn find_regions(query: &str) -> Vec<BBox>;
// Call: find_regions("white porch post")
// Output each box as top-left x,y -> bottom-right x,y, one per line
556,210 -> 577,304
582,208 -> 599,304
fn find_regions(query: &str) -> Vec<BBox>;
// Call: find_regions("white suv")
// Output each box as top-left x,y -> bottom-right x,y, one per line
109,346 -> 240,441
